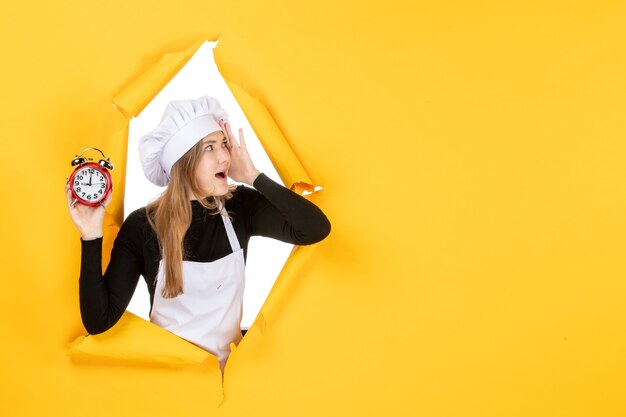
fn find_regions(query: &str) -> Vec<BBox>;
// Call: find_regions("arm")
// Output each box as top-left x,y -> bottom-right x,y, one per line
217,119 -> 331,244
244,173 -> 331,244
66,182 -> 144,334
78,213 -> 144,334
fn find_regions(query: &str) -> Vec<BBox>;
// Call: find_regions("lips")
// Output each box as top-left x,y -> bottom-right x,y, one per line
215,170 -> 227,180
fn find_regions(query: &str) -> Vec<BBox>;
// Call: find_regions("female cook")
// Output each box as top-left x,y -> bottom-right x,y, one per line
65,96 -> 331,371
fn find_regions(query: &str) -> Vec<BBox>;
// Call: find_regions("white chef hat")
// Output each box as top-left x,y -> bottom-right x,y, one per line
138,95 -> 229,186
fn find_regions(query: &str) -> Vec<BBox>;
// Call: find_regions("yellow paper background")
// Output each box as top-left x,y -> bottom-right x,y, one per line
2,1 -> 626,416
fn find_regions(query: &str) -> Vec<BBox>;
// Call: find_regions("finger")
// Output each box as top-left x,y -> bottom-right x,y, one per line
223,129 -> 232,150
224,121 -> 239,147
219,120 -> 235,149
66,184 -> 74,206
238,128 -> 246,149
102,190 -> 113,207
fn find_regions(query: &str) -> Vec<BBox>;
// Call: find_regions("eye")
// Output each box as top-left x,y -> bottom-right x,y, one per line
204,144 -> 213,151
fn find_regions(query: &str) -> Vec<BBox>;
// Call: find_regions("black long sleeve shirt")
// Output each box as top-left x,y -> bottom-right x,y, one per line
79,173 -> 331,334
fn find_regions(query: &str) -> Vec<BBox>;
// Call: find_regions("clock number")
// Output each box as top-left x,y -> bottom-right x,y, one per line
81,192 -> 86,198
78,175 -> 83,180
76,187 -> 81,192
101,184 -> 105,189
87,195 -> 92,200
74,181 -> 79,186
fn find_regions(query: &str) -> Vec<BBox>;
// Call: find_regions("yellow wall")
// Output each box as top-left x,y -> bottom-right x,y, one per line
2,1 -> 625,416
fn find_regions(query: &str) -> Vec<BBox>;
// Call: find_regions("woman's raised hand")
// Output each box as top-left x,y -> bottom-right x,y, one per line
65,182 -> 111,240
219,120 -> 261,186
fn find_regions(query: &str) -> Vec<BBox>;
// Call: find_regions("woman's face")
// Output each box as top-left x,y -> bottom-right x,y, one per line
195,130 -> 231,196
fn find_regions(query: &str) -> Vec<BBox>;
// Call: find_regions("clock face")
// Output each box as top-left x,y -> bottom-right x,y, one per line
71,166 -> 108,203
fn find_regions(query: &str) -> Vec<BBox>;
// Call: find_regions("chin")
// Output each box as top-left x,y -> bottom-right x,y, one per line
209,184 -> 230,197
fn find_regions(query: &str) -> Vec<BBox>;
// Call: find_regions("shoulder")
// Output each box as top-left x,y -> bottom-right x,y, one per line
224,184 -> 266,227
117,206 -> 151,241
231,184 -> 260,199
123,206 -> 150,227
226,184 -> 262,207
105,207 -> 152,259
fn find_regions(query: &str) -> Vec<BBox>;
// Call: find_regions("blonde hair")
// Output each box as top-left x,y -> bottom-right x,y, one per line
146,140 -> 237,298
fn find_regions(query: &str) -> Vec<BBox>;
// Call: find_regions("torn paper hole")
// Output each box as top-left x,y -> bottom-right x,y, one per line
68,311 -> 224,404
68,312 -> 219,368
122,40 -> 295,333
302,185 -> 324,196
71,39 -> 325,388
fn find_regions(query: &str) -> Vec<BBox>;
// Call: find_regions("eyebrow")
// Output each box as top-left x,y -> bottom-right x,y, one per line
202,135 -> 228,144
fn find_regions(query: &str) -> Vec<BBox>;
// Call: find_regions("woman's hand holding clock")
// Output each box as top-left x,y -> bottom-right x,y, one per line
65,182 -> 112,240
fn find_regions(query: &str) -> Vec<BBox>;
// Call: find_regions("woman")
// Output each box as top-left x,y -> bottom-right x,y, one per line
65,96 -> 331,371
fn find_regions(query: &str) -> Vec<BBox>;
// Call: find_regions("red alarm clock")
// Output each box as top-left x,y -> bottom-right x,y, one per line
69,148 -> 114,207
